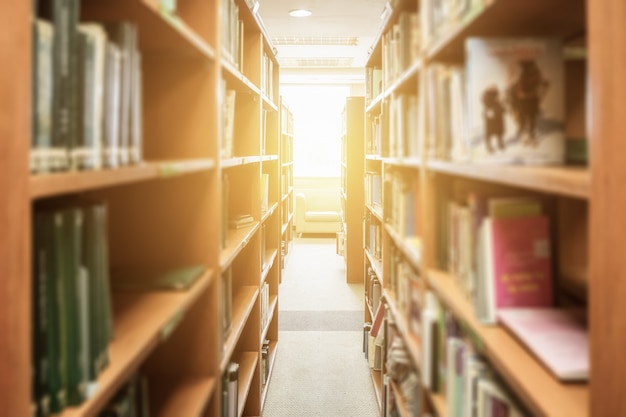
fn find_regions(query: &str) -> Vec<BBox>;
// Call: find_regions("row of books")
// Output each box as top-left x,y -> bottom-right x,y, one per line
260,282 -> 270,330
445,191 -> 554,325
427,37 -> 567,166
261,52 -> 275,101
364,212 -> 382,261
384,331 -> 422,417
32,200 -> 114,415
261,339 -> 271,386
387,247 -> 424,337
383,170 -> 420,240
221,82 -> 237,159
367,93 -> 419,158
97,374 -> 149,417
220,267 -> 233,348
221,0 -> 244,70
420,292 -> 530,416
364,171 -> 382,209
381,11 -> 421,92
33,0 -> 142,174
421,0 -> 483,52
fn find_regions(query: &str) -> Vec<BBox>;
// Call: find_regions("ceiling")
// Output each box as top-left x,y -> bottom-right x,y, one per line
255,0 -> 389,77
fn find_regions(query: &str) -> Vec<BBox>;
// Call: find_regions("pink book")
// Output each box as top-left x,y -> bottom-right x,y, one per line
483,215 -> 553,322
498,308 -> 588,381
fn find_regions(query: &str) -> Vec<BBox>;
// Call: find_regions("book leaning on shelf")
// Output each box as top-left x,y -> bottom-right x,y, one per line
465,37 -> 565,165
33,199 -> 114,415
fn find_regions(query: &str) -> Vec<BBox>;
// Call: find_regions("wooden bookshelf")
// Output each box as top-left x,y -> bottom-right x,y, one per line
260,340 -> 279,408
384,290 -> 422,370
279,99 -> 295,273
235,351 -> 259,417
341,97 -> 365,283
389,379 -> 412,417
370,369 -> 383,411
360,0 -> 610,415
220,223 -> 261,269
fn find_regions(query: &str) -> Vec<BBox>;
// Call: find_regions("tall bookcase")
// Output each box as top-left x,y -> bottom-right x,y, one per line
362,0 -> 626,416
1,0 -> 280,415
340,96 -> 365,284
279,98 -> 294,273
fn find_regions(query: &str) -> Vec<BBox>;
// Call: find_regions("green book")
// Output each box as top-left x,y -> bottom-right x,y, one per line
110,265 -> 206,291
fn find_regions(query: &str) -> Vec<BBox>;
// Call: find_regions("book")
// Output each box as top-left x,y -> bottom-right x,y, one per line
465,37 -> 565,165
476,215 -> 553,324
498,308 -> 588,381
32,19 -> 55,174
228,213 -> 254,229
110,265 -> 206,291
103,42 -> 122,168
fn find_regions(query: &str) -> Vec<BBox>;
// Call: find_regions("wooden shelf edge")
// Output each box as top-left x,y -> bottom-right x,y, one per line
427,391 -> 447,417
261,250 -> 279,284
236,351 -> 259,417
426,268 -> 589,417
30,164 -> 159,199
426,159 -> 589,199
221,59 -> 261,96
60,269 -> 213,417
138,0 -> 217,60
261,202 -> 279,223
155,158 -> 216,178
220,222 -> 261,270
389,379 -> 412,417
370,368 -> 383,412
365,249 -> 383,282
385,226 -> 423,273
221,286 -> 259,372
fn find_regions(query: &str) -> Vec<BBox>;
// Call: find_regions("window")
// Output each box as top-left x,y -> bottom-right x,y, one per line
280,85 -> 352,177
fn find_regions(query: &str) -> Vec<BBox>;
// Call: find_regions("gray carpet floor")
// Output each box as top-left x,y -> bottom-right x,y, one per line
263,237 -> 379,417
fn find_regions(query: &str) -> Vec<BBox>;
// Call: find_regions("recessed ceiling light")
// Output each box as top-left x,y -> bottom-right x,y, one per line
289,9 -> 312,17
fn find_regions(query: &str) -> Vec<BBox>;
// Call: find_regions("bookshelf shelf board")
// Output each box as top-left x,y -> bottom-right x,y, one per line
148,376 -> 216,417
385,226 -> 423,273
365,92 -> 383,114
236,351 -> 259,417
367,204 -> 383,222
376,60 -> 421,107
261,250 -> 279,284
366,154 -> 385,163
83,0 -> 216,61
261,295 -> 278,341
281,192 -> 289,203
220,222 -> 261,269
221,286 -> 259,372
261,94 -> 279,112
281,161 -> 294,167
155,158 -> 216,177
261,202 -> 279,223
261,341 -> 279,409
281,221 -> 289,235
30,164 -> 158,199
428,391 -> 447,417
426,0 -> 586,62
366,296 -> 375,319
260,155 -> 279,162
390,379 -> 412,417
60,269 -> 213,417
341,189 -> 347,201
384,289 -> 422,370
222,156 -> 263,169
370,369 -> 383,411
365,250 -> 384,282
427,269 -> 589,417
221,60 -> 261,95
427,160 -> 589,199
383,156 -> 422,169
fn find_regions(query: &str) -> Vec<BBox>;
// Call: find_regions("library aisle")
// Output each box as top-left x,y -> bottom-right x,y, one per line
263,237 -> 378,417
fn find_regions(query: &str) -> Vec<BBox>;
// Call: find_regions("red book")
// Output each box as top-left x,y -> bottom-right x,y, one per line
477,215 -> 553,324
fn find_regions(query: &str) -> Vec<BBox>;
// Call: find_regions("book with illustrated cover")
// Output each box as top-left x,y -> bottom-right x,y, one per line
498,308 -> 588,381
465,37 -> 565,165
110,265 -> 206,291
